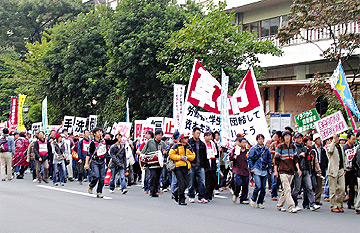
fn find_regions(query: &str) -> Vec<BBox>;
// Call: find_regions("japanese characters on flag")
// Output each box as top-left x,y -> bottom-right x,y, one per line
163,117 -> 176,137
31,122 -> 42,135
135,120 -> 155,143
314,111 -> 349,141
74,117 -> 87,134
173,84 -> 186,130
181,103 -> 220,133
10,97 -> 18,126
88,115 -> 97,131
146,117 -> 164,132
344,145 -> 359,169
18,94 -> 27,131
63,116 -> 75,132
116,122 -> 132,139
110,122 -> 118,135
220,70 -> 233,149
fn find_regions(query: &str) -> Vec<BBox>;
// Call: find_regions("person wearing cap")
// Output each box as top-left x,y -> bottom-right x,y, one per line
311,133 -> 329,204
51,133 -> 66,186
274,131 -> 301,213
326,134 -> 346,213
169,132 -> 195,205
292,133 -> 320,211
339,133 -> 347,145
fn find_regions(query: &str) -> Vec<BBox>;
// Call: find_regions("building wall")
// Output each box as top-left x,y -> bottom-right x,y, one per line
241,1 -> 291,24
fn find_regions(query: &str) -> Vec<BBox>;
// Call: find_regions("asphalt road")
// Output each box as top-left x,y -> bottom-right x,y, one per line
1,174 -> 359,233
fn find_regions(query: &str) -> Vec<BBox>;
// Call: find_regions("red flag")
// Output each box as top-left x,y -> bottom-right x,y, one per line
10,97 -> 18,126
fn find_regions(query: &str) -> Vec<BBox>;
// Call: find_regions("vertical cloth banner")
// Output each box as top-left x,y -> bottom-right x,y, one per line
18,94 -> 26,131
163,117 -> 175,137
10,96 -> 18,126
330,61 -> 358,132
220,70 -> 233,149
126,99 -> 130,123
42,96 -> 48,129
88,115 -> 98,131
173,84 -> 186,130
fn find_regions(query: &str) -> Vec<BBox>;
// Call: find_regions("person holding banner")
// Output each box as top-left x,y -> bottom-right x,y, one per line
77,129 -> 91,185
326,134 -> 346,213
247,134 -> 272,209
34,131 -> 52,183
168,133 -> 195,205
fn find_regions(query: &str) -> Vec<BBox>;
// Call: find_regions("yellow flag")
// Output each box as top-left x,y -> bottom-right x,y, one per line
18,94 -> 27,131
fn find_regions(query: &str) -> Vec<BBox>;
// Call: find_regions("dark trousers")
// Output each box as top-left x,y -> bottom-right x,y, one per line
345,170 -> 357,207
76,160 -> 86,182
205,170 -> 217,200
234,174 -> 249,202
29,160 -> 36,180
89,161 -> 106,194
174,166 -> 189,202
149,167 -> 162,195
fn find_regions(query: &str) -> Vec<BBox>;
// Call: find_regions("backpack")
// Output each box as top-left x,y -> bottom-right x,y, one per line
166,147 -> 177,172
0,136 -> 9,152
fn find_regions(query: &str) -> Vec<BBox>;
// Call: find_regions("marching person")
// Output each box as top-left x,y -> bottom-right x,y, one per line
26,137 -> 37,182
13,132 -> 29,179
229,137 -> 250,204
188,127 -> 208,203
343,133 -> 357,210
51,133 -> 66,186
141,129 -> 168,197
326,134 -> 346,213
109,133 -> 128,194
34,131 -> 52,183
84,128 -> 113,198
274,131 -> 301,213
269,131 -> 282,201
62,129 -> 75,182
204,131 -> 217,201
0,128 -> 15,181
247,134 -> 272,209
137,130 -> 154,194
77,129 -> 91,184
169,132 -> 195,205
352,147 -> 360,214
169,131 -> 180,200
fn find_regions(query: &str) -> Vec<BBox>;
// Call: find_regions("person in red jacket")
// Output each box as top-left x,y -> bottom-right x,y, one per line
34,131 -> 52,183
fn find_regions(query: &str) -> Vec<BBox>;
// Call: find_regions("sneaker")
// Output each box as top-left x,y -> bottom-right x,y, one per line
88,186 -> 93,194
97,193 -> 104,198
257,204 -> 265,209
54,183 -> 59,186
61,183 -> 64,186
200,198 -> 209,204
150,193 -> 159,197
122,189 -> 128,194
294,206 -> 302,212
144,190 -> 149,194
324,197 -> 330,202
109,190 -> 115,194
310,204 -> 321,211
303,206 -> 310,210
355,209 -> 360,215
240,200 -> 249,205
83,178 -> 88,182
271,197 -> 278,201
214,190 -> 220,195
162,188 -> 168,192
33,179 -> 38,183
289,208 -> 298,213
189,198 -> 195,203
232,195 -> 237,203
277,206 -> 286,212
250,199 -> 256,208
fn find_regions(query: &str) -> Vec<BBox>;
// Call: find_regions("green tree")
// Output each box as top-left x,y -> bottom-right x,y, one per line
101,0 -> 202,121
157,1 -> 282,93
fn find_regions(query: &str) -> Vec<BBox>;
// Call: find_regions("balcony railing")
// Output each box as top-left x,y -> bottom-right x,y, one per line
255,21 -> 360,47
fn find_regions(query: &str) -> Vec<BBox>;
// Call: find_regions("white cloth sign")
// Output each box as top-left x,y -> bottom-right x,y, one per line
220,70 -> 233,149
135,120 -> 155,143
173,84 -> 185,130
315,111 -> 349,141
116,122 -> 132,139
31,122 -> 42,135
163,118 -> 176,137
74,117 -> 87,133
344,145 -> 359,169
146,117 -> 164,132
88,115 -> 97,131
63,116 -> 75,132
110,122 -> 118,135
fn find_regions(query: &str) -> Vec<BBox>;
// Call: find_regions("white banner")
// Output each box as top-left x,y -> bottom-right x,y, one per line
146,117 -> 164,132
88,115 -> 97,131
116,122 -> 132,139
74,117 -> 87,134
31,122 -> 42,135
173,84 -> 186,130
163,117 -> 176,137
315,111 -> 348,141
135,120 -> 155,143
110,122 -> 118,135
220,70 -> 232,148
63,116 -> 75,133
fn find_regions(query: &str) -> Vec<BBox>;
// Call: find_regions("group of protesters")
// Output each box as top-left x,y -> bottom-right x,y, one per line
0,125 -> 359,214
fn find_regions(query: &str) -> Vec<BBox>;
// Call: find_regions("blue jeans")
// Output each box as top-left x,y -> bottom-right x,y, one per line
89,161 -> 106,194
171,172 -> 178,194
110,167 -> 126,191
271,172 -> 280,198
252,174 -> 267,204
234,174 -> 249,202
188,166 -> 206,199
53,160 -> 66,183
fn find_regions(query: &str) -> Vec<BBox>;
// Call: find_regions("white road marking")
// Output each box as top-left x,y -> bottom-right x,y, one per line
214,195 -> 228,199
37,185 -> 112,200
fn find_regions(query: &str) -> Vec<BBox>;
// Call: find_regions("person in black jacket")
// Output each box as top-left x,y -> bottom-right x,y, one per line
188,127 -> 209,204
312,134 -> 329,203
353,148 -> 360,214
34,131 -> 52,183
109,134 -> 127,194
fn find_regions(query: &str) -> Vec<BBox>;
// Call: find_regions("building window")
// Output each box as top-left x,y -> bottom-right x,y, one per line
275,87 -> 281,112
242,15 -> 287,38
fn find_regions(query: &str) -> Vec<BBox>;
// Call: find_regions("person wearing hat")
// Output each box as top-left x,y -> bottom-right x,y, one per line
169,132 -> 195,205
51,133 -> 66,186
311,133 -> 329,204
339,133 -> 347,145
